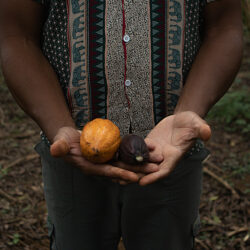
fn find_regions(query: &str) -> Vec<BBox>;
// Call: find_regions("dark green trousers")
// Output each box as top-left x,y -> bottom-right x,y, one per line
35,140 -> 208,250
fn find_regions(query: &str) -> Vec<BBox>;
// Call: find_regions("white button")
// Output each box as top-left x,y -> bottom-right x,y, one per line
125,79 -> 131,86
123,34 -> 130,43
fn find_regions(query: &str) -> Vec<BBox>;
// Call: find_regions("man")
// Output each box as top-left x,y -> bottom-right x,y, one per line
0,0 -> 242,249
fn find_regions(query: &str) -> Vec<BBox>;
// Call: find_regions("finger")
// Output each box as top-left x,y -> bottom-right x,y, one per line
68,145 -> 83,156
192,115 -> 211,140
112,179 -> 132,185
139,168 -> 171,186
199,124 -> 211,141
185,113 -> 211,142
140,163 -> 160,173
118,180 -> 131,185
144,138 -> 156,151
114,161 -> 160,173
112,179 -> 130,185
139,158 -> 177,186
50,139 -> 70,157
111,178 -> 119,183
192,121 -> 211,142
145,138 -> 164,163
113,173 -> 144,185
136,173 -> 145,179
117,172 -> 145,185
53,127 -> 80,144
148,148 -> 164,163
65,155 -> 140,183
149,152 -> 164,163
101,165 -> 139,182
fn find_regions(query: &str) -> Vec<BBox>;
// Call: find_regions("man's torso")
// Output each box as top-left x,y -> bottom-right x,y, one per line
39,0 -> 207,137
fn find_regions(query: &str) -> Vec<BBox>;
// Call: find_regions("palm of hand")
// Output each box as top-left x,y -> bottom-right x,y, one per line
142,111 -> 211,186
50,127 -> 145,182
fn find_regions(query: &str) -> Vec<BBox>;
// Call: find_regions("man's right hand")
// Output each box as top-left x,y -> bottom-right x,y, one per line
50,127 -> 160,183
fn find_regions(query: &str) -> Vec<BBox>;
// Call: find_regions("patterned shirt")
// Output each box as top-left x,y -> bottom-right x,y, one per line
35,0 -> 215,137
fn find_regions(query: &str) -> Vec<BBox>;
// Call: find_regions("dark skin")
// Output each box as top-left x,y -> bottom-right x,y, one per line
140,0 -> 243,185
174,0 -> 243,117
0,0 -> 243,185
0,0 -> 162,183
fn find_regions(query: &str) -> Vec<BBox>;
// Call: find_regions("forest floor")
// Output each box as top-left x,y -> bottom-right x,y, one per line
0,39 -> 249,249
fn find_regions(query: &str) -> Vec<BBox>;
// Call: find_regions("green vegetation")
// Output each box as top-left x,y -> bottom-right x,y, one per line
242,0 -> 250,33
207,85 -> 250,134
223,152 -> 250,179
8,233 -> 20,246
0,164 -> 9,179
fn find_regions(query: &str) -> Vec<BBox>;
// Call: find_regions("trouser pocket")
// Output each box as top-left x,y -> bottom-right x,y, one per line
192,214 -> 201,249
34,141 -> 44,155
48,216 -> 58,250
35,140 -> 73,218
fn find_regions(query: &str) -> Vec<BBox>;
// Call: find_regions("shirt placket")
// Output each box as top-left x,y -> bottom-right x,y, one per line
120,0 -> 155,138
121,0 -> 131,108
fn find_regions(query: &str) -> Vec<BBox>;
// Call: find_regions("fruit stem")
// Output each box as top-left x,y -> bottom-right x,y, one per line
136,156 -> 143,162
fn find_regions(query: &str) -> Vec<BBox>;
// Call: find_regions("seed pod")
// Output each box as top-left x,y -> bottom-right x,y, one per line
80,118 -> 121,163
118,134 -> 149,165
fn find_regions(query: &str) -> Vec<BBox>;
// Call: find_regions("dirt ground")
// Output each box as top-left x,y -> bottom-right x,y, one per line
0,41 -> 249,249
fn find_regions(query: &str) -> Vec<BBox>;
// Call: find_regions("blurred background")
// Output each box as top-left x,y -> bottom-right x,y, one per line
0,1 -> 250,249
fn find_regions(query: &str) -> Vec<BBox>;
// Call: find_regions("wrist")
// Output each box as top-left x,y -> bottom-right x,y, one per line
173,100 -> 208,118
39,116 -> 76,143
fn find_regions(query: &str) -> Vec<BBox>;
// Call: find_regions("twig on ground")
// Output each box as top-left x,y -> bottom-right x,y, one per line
227,227 -> 249,237
243,233 -> 249,242
4,218 -> 22,224
0,188 -> 18,202
207,141 -> 225,150
3,154 -> 39,170
0,106 -> 5,127
0,130 -> 37,140
237,71 -> 250,79
0,160 -> 6,166
203,166 -> 240,199
195,238 -> 210,250
205,160 -> 224,173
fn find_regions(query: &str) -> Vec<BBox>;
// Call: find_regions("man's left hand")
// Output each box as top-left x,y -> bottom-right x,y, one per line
140,111 -> 211,186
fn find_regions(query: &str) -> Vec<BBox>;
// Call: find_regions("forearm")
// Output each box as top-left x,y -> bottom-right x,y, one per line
0,36 -> 75,141
174,28 -> 243,118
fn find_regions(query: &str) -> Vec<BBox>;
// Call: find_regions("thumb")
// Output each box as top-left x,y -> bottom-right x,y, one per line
144,138 -> 164,163
190,114 -> 211,141
50,127 -> 79,157
199,123 -> 211,141
50,139 -> 70,157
